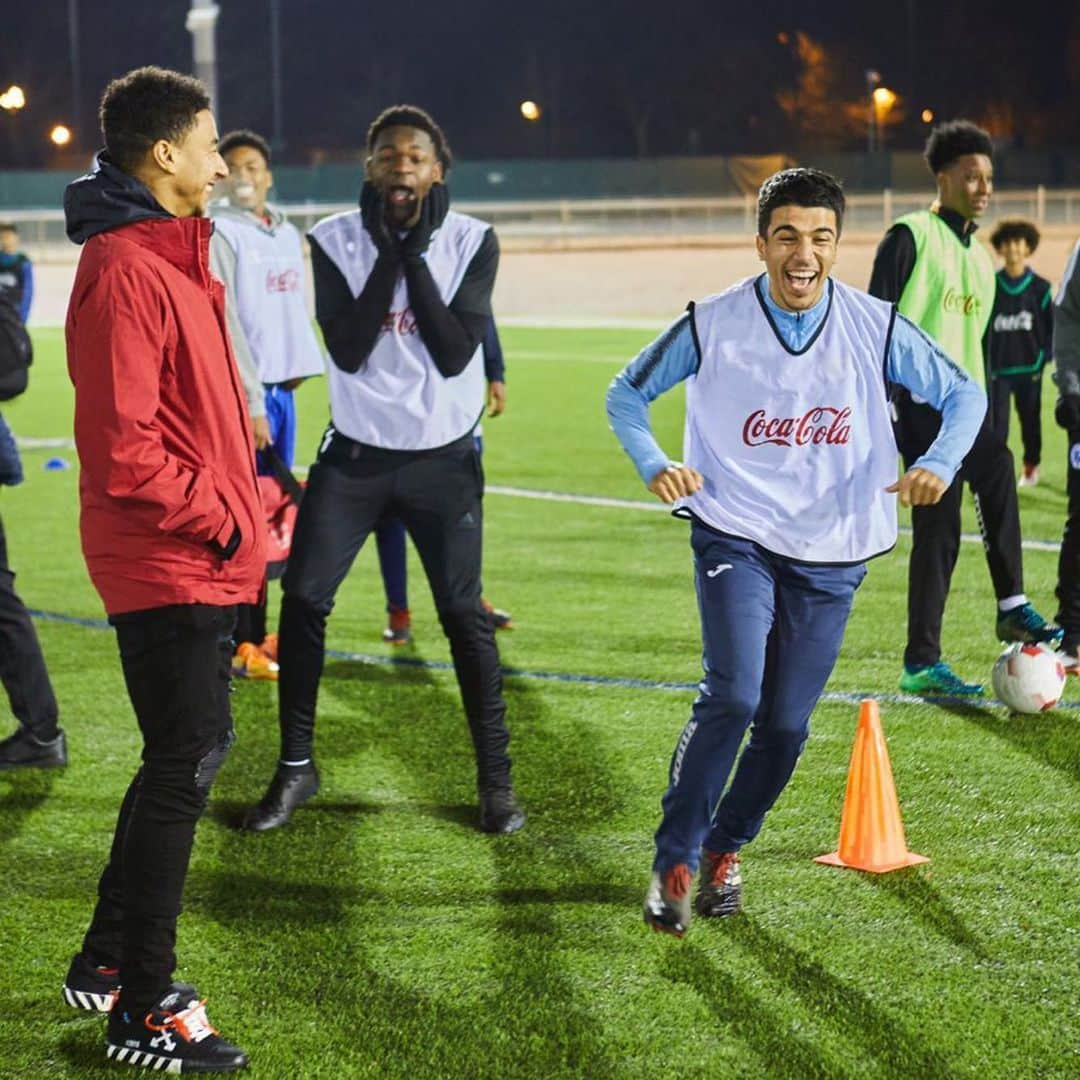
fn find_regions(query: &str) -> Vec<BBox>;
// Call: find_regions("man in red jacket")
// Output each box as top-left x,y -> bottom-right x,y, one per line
60,66 -> 262,1074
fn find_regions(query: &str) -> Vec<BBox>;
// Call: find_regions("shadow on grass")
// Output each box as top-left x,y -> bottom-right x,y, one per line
478,675 -> 641,1077
0,768 -> 56,848
201,652 -> 640,1075
960,706 -> 1079,787
663,942 -> 842,1079
189,867 -> 368,927
58,1026 -> 112,1074
726,917 -> 956,1077
861,867 -> 990,959
206,796 -> 384,830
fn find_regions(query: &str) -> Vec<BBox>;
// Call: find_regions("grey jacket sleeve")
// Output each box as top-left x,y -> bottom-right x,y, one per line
1053,241 -> 1080,396
210,231 -> 266,419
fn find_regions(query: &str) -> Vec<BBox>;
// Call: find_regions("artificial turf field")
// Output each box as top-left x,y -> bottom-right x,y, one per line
1,325 -> 1077,1079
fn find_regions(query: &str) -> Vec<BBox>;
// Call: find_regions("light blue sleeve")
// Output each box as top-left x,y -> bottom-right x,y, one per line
606,313 -> 699,484
886,313 -> 986,486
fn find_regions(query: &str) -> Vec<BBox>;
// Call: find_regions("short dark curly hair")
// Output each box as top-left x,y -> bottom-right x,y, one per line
366,105 -> 452,172
924,120 -> 993,174
990,219 -> 1040,254
219,129 -> 271,166
757,168 -> 845,238
100,66 -> 211,174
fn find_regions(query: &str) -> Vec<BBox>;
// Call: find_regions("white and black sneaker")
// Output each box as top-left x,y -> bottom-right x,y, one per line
62,951 -> 119,1013
106,983 -> 248,1073
695,850 -> 743,918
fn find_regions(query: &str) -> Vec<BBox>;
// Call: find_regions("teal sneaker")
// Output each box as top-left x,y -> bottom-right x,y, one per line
899,661 -> 983,696
996,603 -> 1064,646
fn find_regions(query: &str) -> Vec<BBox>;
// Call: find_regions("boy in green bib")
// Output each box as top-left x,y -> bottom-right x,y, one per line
869,119 -> 1061,695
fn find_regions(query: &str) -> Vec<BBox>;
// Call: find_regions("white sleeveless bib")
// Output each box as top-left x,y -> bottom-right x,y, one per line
678,276 -> 899,562
310,208 -> 488,450
211,211 -> 325,385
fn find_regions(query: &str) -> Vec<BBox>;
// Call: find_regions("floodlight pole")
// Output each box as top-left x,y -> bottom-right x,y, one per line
186,0 -> 221,110
270,0 -> 284,152
68,0 -> 82,145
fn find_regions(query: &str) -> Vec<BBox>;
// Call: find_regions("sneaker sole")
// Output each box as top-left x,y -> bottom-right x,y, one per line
643,909 -> 687,938
695,892 -> 742,918
106,1043 -> 182,1073
64,986 -> 117,1012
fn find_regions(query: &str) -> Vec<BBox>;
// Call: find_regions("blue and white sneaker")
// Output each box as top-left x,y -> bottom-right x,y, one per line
996,603 -> 1064,646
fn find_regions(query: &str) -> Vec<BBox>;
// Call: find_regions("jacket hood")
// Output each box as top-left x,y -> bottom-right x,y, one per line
210,198 -> 287,231
64,151 -> 174,244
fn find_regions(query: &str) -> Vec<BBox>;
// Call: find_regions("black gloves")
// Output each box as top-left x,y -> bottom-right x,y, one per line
400,182 -> 449,260
359,181 -> 396,257
359,180 -> 449,261
1056,393 -> 1080,431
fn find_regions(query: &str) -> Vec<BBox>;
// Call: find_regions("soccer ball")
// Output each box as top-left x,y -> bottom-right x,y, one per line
991,643 -> 1066,713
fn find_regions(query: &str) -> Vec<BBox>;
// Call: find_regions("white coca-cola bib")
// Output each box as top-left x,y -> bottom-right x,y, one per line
676,276 -> 899,563
310,208 -> 489,450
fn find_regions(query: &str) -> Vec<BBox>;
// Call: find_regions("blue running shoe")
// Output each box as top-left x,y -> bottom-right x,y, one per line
899,661 -> 983,696
996,603 -> 1064,646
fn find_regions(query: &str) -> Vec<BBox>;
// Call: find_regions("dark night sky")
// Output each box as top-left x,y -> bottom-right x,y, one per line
2,0 -> 1078,166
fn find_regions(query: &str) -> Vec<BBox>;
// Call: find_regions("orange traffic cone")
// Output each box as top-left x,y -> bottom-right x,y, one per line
814,699 -> 928,873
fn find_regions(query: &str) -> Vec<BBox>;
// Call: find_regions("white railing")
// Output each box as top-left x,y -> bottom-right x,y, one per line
8,187 -> 1080,261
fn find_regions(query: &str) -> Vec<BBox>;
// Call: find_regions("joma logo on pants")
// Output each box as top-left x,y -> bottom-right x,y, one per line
671,719 -> 699,785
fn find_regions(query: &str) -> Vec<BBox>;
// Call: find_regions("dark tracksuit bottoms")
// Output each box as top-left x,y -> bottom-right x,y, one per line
276,429 -> 512,790
0,512 -> 59,741
892,389 -> 1023,669
653,521 -> 866,873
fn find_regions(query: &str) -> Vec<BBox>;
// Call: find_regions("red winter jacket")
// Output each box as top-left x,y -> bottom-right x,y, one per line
65,169 -> 264,615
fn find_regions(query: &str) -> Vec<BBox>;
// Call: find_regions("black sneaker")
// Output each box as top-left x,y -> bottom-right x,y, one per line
481,598 -> 513,630
242,762 -> 320,832
0,726 -> 67,770
478,786 -> 526,834
106,984 -> 248,1073
695,850 -> 743,918
63,951 -> 119,1012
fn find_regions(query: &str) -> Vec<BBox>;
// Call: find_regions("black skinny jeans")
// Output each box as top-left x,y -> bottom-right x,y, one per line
80,603 -> 236,1011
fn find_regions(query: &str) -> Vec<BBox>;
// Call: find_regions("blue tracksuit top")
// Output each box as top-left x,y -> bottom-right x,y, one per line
607,275 -> 986,489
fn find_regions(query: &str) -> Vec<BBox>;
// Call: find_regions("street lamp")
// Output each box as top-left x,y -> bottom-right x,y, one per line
872,86 -> 897,149
0,85 -> 26,112
865,70 -> 880,152
520,100 -> 542,122
50,124 -> 73,146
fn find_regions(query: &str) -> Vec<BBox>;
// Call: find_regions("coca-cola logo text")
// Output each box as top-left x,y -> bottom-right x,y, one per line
381,307 -> 418,335
742,406 -> 852,447
265,268 -> 300,293
942,287 -> 981,317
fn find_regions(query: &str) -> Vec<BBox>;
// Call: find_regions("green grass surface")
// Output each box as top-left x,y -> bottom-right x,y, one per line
1,326 -> 1077,1078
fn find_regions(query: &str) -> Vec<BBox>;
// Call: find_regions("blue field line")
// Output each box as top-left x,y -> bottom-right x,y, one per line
28,606 -> 1077,712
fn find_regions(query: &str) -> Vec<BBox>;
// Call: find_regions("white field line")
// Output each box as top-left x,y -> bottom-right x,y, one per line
485,484 -> 1063,553
16,440 -> 1062,553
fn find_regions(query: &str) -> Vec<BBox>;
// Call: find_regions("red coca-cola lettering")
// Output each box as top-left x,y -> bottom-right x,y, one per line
380,307 -> 418,335
265,268 -> 300,293
742,406 -> 852,448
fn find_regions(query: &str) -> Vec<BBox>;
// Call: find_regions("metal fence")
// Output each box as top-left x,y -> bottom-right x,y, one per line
9,187 -> 1080,261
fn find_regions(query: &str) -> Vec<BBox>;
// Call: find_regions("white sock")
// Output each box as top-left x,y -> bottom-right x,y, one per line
998,595 -> 1028,613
